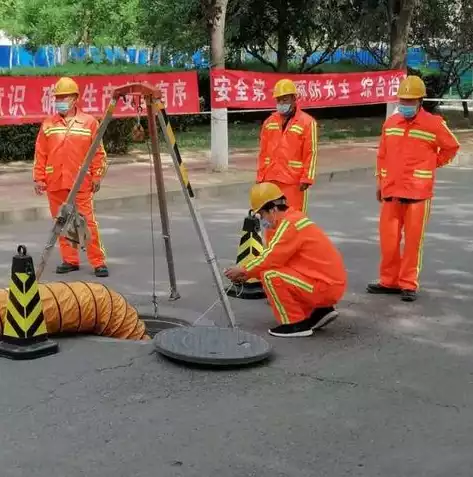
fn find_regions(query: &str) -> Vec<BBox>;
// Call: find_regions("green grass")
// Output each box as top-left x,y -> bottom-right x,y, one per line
3,58 -> 383,77
132,117 -> 384,153
137,109 -> 469,152
230,59 -> 387,74
1,63 -> 181,77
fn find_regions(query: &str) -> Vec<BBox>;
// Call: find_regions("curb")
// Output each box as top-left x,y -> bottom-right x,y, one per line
0,166 -> 373,226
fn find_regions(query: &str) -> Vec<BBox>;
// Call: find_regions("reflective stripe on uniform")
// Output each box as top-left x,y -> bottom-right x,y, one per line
385,127 -> 404,136
265,122 -> 279,130
288,160 -> 303,168
288,124 -> 304,135
307,121 -> 317,180
91,197 -> 107,260
302,190 -> 309,214
409,129 -> 436,142
245,219 -> 290,271
415,199 -> 431,288
45,166 -> 54,174
380,168 -> 387,177
263,270 -> 314,324
95,144 -> 108,178
441,120 -> 460,145
44,126 -> 92,137
263,271 -> 290,324
413,169 -> 433,179
264,157 -> 270,165
295,217 -> 312,231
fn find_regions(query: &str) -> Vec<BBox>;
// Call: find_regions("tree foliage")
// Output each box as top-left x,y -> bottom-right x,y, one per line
411,0 -> 473,98
1,0 -> 140,54
138,0 -> 206,57
354,0 -> 419,68
227,0 -> 364,72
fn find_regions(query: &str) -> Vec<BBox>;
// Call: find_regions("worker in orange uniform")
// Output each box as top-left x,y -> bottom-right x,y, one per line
33,77 -> 109,278
367,75 -> 460,302
225,183 -> 346,338
257,79 -> 317,243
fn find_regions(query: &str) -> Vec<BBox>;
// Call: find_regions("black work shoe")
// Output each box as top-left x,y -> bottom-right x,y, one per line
366,282 -> 401,294
94,265 -> 109,278
268,318 -> 314,338
56,262 -> 80,274
308,306 -> 339,330
401,289 -> 417,302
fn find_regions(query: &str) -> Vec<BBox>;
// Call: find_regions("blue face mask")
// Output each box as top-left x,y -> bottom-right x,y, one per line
55,100 -> 71,114
277,103 -> 292,115
260,218 -> 272,229
398,104 -> 417,119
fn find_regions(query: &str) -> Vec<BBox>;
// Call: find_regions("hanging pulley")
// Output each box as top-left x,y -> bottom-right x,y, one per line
57,203 -> 91,250
131,101 -> 145,143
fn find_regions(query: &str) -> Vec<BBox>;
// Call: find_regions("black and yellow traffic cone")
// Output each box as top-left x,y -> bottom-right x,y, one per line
0,245 -> 58,360
227,213 -> 266,300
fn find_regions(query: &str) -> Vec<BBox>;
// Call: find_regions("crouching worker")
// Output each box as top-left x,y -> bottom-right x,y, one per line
225,183 -> 347,338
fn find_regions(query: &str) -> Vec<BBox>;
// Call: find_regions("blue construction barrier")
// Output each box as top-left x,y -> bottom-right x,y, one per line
0,44 -> 459,72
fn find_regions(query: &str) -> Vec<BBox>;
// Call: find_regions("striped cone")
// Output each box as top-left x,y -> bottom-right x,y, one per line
227,213 -> 266,300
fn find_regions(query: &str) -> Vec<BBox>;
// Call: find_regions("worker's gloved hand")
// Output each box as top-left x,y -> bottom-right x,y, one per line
224,266 -> 248,283
91,180 -> 101,193
34,181 -> 47,195
376,187 -> 382,202
299,183 -> 310,191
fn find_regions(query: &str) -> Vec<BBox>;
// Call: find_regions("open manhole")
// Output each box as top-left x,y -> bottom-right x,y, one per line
140,315 -> 188,338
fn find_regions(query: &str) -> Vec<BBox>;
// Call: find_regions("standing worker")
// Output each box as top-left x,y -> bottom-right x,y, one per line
225,183 -> 346,338
33,77 -> 109,278
257,79 -> 318,242
367,75 -> 460,302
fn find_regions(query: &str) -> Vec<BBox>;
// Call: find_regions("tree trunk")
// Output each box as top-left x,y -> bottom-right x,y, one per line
9,41 -> 14,69
210,0 -> 228,69
208,0 -> 229,171
59,45 -> 69,65
276,0 -> 289,72
461,101 -> 470,120
389,0 -> 418,69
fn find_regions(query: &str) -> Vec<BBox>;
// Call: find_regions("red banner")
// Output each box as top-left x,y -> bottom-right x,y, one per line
211,69 -> 406,109
0,71 -> 200,125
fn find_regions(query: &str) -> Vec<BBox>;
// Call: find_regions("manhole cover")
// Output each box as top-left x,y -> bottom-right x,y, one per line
154,326 -> 272,367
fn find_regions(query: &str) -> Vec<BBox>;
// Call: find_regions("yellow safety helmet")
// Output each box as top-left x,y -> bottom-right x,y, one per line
398,75 -> 426,99
273,79 -> 297,98
250,182 -> 285,213
54,77 -> 80,96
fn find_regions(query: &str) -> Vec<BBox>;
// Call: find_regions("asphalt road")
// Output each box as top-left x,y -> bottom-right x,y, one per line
0,168 -> 472,476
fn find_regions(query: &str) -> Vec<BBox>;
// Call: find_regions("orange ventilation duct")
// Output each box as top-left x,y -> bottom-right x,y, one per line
0,282 -> 149,340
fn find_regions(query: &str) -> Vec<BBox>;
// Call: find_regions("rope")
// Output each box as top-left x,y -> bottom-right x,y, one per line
193,282 -> 243,326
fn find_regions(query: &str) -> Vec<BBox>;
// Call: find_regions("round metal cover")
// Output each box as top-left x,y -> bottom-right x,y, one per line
154,326 -> 272,366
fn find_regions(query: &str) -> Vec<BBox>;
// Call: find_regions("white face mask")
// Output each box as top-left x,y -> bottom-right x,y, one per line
276,103 -> 292,115
55,98 -> 73,115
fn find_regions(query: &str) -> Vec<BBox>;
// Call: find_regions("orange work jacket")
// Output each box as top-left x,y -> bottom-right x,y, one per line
33,108 -> 107,193
377,108 -> 460,200
257,107 -> 318,186
243,208 -> 347,287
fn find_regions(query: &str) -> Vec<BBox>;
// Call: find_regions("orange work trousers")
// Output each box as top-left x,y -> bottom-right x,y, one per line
47,189 -> 106,268
379,199 -> 431,291
261,267 -> 345,324
263,181 -> 308,244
